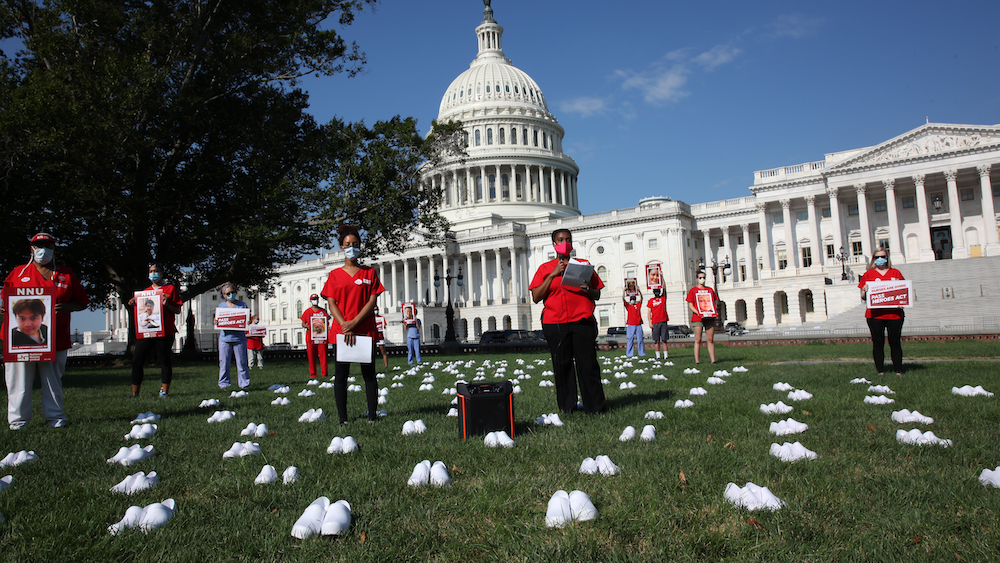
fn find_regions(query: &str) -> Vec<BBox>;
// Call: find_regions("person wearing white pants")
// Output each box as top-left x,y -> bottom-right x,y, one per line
2,233 -> 89,430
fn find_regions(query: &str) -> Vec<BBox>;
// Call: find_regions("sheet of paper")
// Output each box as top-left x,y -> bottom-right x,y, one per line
560,259 -> 594,290
336,334 -> 373,363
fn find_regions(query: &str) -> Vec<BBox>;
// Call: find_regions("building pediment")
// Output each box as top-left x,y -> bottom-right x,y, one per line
830,123 -> 1000,170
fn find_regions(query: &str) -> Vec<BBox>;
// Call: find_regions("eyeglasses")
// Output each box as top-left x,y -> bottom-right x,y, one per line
697,277 -> 706,280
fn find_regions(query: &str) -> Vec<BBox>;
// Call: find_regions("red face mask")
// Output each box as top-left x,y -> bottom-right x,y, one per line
554,242 -> 573,256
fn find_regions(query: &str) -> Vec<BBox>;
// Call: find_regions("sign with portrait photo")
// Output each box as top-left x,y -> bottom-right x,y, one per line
4,287 -> 55,362
309,314 -> 328,343
646,264 -> 663,290
134,289 -> 165,340
214,307 -> 251,331
693,289 -> 718,318
402,301 -> 417,325
624,277 -> 639,298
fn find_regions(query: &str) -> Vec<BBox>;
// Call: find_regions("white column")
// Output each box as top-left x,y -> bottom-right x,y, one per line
416,256 -> 425,305
913,174 -> 935,261
720,225 -> 734,285
494,247 -> 504,301
741,223 -> 755,282
855,183 -> 872,259
479,167 -> 487,203
403,258 -> 412,304
883,179 -> 904,263
480,250 -> 489,304
701,229 -> 713,267
756,202 -> 773,271
549,168 -> 557,204
560,171 -> 568,205
781,199 -> 797,269
390,260 -> 399,308
945,169 -> 966,258
511,247 -> 521,303
464,252 -> 473,303
826,185 -> 844,256
978,164 -> 1000,255
804,195 -> 822,267
495,164 -> 502,201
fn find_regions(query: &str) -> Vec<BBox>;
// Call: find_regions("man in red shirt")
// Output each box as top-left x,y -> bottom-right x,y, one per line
647,289 -> 669,359
623,290 -> 645,357
529,229 -> 606,414
1,233 -> 89,429
300,294 -> 330,378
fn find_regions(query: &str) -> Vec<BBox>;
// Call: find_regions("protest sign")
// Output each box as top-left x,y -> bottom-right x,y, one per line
214,308 -> 251,331
134,289 -> 165,339
867,280 -> 913,308
4,287 -> 55,362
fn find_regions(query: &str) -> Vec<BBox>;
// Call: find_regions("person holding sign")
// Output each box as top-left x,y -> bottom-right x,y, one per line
529,228 -> 606,415
403,303 -> 422,366
623,287 -> 645,357
374,307 -> 389,370
686,270 -> 719,364
647,289 -> 669,359
1,233 -> 89,430
216,282 -> 251,390
300,294 -> 330,379
127,263 -> 182,398
858,248 -> 905,376
246,315 -> 265,370
321,225 -> 384,424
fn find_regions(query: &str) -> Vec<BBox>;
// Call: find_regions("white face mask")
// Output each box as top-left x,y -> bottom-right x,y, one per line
310,299 -> 319,306
697,278 -> 706,286
33,247 -> 54,265
344,246 -> 361,260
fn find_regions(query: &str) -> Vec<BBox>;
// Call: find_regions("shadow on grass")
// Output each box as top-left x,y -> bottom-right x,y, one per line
606,389 -> 675,412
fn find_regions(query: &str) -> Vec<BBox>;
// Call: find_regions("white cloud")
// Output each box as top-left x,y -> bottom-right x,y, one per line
558,96 -> 609,118
693,45 -> 741,70
615,65 -> 690,105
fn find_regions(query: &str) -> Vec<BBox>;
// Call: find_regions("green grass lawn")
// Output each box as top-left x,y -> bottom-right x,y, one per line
0,341 -> 998,562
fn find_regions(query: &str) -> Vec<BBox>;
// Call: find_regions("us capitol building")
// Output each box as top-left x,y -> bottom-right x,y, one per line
109,3 -> 1000,349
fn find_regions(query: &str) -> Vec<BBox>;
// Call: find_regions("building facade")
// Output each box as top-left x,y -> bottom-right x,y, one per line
106,4 -> 1000,350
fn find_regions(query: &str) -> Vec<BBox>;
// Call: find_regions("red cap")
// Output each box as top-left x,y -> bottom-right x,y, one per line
310,294 -> 319,300
30,233 -> 56,244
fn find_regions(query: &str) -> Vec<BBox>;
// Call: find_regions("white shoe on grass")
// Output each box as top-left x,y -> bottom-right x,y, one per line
544,490 -> 572,528
321,500 -> 352,536
291,496 -> 329,539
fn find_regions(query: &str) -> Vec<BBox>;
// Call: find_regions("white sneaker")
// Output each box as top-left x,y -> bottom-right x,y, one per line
429,461 -> 451,487
254,465 -> 278,485
407,460 -> 431,487
568,490 -> 598,522
321,500 -> 352,536
545,490 -> 572,528
291,496 -> 329,540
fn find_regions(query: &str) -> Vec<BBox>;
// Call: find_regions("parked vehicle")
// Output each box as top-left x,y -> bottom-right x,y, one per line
606,326 -> 626,336
666,324 -> 693,338
725,322 -> 747,336
478,330 -> 547,348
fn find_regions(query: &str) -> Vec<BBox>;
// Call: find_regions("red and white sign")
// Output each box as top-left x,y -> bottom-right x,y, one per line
867,280 -> 913,308
375,315 -> 387,333
4,287 -> 55,362
646,264 -> 663,290
134,289 -> 165,340
214,308 -> 251,331
624,277 -> 639,298
247,324 -> 268,338
309,314 -> 328,343
402,301 -> 418,325
694,289 -> 717,318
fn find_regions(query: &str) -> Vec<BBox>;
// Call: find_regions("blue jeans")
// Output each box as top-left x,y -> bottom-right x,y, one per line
407,337 -> 421,365
219,338 -> 250,388
625,325 -> 645,357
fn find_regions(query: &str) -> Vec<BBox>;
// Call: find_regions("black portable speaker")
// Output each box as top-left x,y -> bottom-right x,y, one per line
455,381 -> 515,439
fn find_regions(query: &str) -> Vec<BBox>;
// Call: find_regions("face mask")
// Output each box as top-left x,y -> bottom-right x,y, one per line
310,299 -> 319,306
874,257 -> 888,267
344,246 -> 361,260
553,241 -> 572,256
226,293 -> 238,302
33,247 -> 53,265
149,272 -> 162,283
697,278 -> 706,286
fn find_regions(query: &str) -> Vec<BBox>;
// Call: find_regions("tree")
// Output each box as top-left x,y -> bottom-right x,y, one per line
0,1 -> 457,336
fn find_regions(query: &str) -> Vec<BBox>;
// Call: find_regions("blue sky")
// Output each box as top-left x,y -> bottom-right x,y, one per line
62,0 -> 1000,331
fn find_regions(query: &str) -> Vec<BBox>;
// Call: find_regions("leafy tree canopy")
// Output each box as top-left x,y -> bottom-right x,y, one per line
0,0 -> 458,312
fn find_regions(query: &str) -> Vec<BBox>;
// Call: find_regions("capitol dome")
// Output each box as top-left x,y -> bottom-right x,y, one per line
425,1 -> 581,230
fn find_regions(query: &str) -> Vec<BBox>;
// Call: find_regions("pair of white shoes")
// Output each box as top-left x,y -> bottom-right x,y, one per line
618,425 -> 656,442
683,368 -> 700,374
291,498 -> 352,539
579,455 -> 619,476
241,423 -> 270,437
207,410 -> 236,423
327,437 -> 358,454
223,441 -> 261,458
418,384 -> 434,391
535,413 -> 564,426
401,420 -> 427,435
689,387 -> 707,396
125,423 -> 158,440
760,401 -> 793,414
706,377 -> 725,385
230,390 -> 248,398
0,451 -> 38,467
864,395 -> 894,405
198,399 -> 220,408
484,431 -> 514,448
724,482 -> 785,511
108,499 -> 176,535
896,429 -> 952,447
272,386 -> 290,394
770,441 -> 817,462
298,390 -> 315,397
538,380 -> 554,387
407,460 -> 450,487
255,465 -> 299,485
111,471 -> 159,494
618,382 -> 637,390
545,490 -> 598,528
271,397 -> 291,406
644,411 -> 664,419
651,374 -> 667,381
446,408 -> 458,417
131,411 -> 160,424
769,418 -> 808,436
788,389 -> 813,401
107,445 -> 155,466
674,399 -> 694,409
891,409 -> 934,425
299,408 -> 326,423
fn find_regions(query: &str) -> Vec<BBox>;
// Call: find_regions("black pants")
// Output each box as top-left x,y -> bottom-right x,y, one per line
542,320 -> 606,414
867,317 -> 904,373
132,336 -> 173,386
334,360 -> 378,423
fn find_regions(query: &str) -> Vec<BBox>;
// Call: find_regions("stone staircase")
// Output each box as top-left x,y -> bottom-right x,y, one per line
809,256 -> 1000,333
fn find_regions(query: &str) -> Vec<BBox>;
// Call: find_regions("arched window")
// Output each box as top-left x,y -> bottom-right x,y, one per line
511,128 -> 517,145
463,132 -> 469,147
542,132 -> 548,149
533,130 -> 538,146
486,84 -> 490,93
487,129 -> 493,145
295,300 -> 303,318
474,130 -> 481,146
597,265 -> 608,283
502,174 -> 510,200
475,176 -> 483,200
514,85 -> 519,94
488,175 -> 496,200
515,174 -> 523,200
522,128 -> 528,145
499,128 -> 505,144
505,84 -> 510,93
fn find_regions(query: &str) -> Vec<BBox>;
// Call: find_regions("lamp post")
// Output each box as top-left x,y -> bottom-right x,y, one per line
835,246 -> 850,281
434,267 -> 463,343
